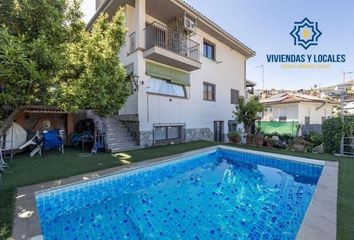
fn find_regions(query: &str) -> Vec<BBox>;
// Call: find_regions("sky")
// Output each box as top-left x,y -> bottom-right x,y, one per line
81,0 -> 354,90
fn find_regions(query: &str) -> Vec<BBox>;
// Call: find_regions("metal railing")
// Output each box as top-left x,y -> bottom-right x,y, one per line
343,136 -> 354,156
145,22 -> 200,62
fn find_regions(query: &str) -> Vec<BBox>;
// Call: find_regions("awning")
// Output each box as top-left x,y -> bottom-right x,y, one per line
146,62 -> 190,86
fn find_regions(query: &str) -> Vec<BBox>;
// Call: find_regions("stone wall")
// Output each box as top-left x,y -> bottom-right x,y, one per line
139,130 -> 153,147
139,128 -> 214,147
185,128 -> 213,142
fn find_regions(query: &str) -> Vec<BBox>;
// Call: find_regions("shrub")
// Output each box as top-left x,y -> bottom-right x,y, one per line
322,116 -> 354,154
227,131 -> 241,138
307,132 -> 323,146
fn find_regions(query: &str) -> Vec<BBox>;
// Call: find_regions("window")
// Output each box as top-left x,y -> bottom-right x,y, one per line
203,82 -> 215,101
154,125 -> 183,142
231,89 -> 239,104
305,116 -> 310,124
203,41 -> 215,60
279,116 -> 287,122
148,78 -> 186,98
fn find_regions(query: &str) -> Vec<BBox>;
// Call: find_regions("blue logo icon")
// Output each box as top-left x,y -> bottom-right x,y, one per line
290,18 -> 322,50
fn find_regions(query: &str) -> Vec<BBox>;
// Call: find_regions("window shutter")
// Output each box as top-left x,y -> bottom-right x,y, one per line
146,62 -> 190,86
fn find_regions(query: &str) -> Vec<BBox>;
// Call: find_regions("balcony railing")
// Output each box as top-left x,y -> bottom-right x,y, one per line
145,22 -> 200,62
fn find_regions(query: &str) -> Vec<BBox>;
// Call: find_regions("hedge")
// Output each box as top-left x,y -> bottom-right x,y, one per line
322,116 -> 354,154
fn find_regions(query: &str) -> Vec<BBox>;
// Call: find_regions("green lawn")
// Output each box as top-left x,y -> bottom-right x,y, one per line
0,141 -> 353,239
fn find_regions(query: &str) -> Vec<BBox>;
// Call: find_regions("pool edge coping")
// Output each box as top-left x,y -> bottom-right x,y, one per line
11,145 -> 337,240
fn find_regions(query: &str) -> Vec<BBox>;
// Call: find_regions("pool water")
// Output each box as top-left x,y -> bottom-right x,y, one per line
36,148 -> 323,240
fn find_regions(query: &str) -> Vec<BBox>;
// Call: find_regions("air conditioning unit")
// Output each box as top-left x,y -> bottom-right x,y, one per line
183,17 -> 196,32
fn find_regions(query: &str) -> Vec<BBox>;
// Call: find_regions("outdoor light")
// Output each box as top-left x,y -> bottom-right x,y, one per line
130,75 -> 140,91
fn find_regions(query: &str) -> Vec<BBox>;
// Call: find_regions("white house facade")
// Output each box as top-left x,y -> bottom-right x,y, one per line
88,0 -> 255,150
261,93 -> 337,125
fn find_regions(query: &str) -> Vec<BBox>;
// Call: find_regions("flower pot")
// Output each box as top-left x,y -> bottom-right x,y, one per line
229,136 -> 241,144
233,136 -> 241,144
255,139 -> 264,146
294,144 -> 305,152
266,142 -> 273,148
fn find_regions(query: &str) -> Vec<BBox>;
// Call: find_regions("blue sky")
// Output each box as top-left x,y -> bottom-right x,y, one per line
82,0 -> 354,90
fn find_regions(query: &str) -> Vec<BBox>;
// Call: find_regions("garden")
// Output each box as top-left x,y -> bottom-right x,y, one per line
227,115 -> 354,156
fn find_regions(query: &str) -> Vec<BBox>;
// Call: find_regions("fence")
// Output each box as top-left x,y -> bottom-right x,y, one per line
301,124 -> 322,135
257,121 -> 300,137
145,22 -> 200,62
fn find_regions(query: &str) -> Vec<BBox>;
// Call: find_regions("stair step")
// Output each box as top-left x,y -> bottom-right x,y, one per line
107,133 -> 132,138
108,141 -> 137,148
104,115 -> 138,151
107,136 -> 133,141
107,139 -> 135,145
111,145 -> 141,153
106,122 -> 125,126
106,128 -> 129,132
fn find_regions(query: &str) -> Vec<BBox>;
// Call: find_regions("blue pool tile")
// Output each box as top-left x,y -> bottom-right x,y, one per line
36,149 -> 322,240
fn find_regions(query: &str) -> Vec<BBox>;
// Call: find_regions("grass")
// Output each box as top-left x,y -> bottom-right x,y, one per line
0,141 -> 353,239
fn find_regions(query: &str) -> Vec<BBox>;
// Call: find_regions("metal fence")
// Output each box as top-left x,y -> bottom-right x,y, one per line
301,124 -> 322,135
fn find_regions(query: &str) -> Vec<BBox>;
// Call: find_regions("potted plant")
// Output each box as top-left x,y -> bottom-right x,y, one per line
254,134 -> 264,146
227,131 -> 241,144
264,138 -> 275,148
293,138 -> 310,152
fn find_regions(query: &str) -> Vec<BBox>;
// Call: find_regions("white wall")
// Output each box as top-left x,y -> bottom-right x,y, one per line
298,102 -> 334,124
118,5 -> 139,115
263,102 -> 334,124
140,26 -> 246,134
267,104 -> 299,122
119,4 -> 247,137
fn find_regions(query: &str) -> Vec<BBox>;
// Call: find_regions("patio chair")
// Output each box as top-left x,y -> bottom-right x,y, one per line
42,129 -> 64,154
20,131 -> 42,157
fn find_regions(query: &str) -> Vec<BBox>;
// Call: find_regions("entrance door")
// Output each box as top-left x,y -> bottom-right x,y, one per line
214,121 -> 224,142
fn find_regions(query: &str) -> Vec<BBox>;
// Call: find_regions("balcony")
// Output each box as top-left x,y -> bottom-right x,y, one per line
144,22 -> 201,72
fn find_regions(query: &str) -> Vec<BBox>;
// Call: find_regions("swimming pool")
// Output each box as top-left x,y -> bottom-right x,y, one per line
35,147 -> 323,240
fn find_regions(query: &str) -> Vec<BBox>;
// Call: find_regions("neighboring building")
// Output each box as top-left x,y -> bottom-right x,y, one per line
245,80 -> 256,99
87,0 -> 255,150
260,93 -> 337,134
344,102 -> 354,115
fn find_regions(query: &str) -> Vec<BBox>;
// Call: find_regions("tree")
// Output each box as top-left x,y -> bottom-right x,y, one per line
233,96 -> 264,135
53,10 -> 131,117
0,0 -> 130,118
0,0 -> 84,107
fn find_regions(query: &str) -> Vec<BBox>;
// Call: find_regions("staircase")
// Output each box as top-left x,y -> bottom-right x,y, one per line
105,116 -> 139,153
